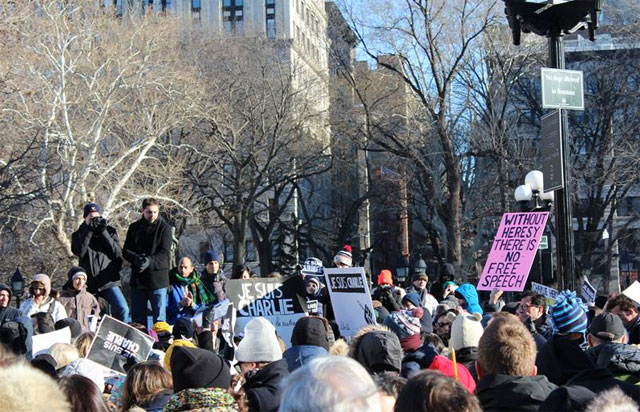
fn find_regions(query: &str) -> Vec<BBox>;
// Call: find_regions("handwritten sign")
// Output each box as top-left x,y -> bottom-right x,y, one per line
531,282 -> 558,306
477,212 -> 549,291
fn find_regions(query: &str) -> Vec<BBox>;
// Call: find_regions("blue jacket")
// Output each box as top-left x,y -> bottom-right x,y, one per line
283,345 -> 328,372
166,283 -> 206,325
455,283 -> 483,315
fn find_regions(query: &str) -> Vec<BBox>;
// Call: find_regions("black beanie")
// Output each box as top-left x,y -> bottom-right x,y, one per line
291,317 -> 330,350
172,317 -> 194,340
55,318 -> 83,338
0,283 -> 12,301
170,346 -> 231,392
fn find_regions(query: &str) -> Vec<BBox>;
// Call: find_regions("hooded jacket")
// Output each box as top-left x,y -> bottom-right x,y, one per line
0,283 -> 22,325
587,342 -> 640,384
455,284 -> 483,315
59,269 -> 100,332
536,334 -> 594,386
72,222 -> 123,293
242,358 -> 289,412
350,328 -> 403,375
123,216 -> 173,290
475,374 -> 557,412
283,345 -> 328,372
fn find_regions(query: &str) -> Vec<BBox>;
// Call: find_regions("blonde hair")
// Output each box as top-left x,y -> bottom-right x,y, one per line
73,332 -> 95,358
121,361 -> 172,411
477,313 -> 535,376
47,343 -> 79,369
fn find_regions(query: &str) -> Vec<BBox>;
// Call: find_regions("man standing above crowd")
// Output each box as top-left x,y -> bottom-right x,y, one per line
0,283 -> 22,324
72,202 -> 130,322
200,250 -> 226,302
123,198 -> 173,325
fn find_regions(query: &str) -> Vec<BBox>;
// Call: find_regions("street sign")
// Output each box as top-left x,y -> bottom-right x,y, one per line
541,68 -> 584,110
541,110 -> 564,192
538,235 -> 548,250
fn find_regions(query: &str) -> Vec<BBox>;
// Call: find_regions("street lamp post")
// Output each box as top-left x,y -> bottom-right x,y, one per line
502,0 -> 602,291
11,267 -> 24,308
395,255 -> 410,286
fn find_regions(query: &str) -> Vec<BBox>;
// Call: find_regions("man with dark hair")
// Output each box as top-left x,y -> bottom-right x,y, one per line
0,284 -> 22,324
476,313 -> 557,411
517,291 -> 552,339
123,198 -> 173,325
72,202 -> 130,322
200,250 -> 226,302
606,294 -> 640,344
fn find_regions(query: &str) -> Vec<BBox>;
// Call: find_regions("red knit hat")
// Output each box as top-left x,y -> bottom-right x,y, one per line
377,269 -> 393,286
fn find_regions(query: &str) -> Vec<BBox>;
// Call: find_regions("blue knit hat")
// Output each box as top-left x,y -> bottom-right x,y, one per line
204,250 -> 221,264
550,290 -> 588,335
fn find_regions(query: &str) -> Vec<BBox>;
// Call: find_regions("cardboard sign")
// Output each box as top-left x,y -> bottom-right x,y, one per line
531,282 -> 558,306
477,212 -> 549,291
32,327 -> 71,356
581,277 -> 597,305
226,276 -> 307,348
623,281 -> 640,305
324,267 -> 376,338
86,316 -> 154,374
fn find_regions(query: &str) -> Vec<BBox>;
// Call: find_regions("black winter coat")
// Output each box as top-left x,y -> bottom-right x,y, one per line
587,342 -> 640,383
475,374 -> 557,412
123,217 -> 173,290
243,358 -> 289,412
72,223 -> 123,293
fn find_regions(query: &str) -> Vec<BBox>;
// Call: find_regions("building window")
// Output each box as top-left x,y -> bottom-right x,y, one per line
223,0 -> 244,35
266,0 -> 275,39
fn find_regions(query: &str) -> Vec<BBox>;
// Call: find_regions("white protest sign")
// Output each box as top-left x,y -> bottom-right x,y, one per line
531,282 -> 558,306
86,316 -> 155,374
32,327 -> 71,356
581,277 -> 597,305
623,281 -> 640,305
324,267 -> 376,338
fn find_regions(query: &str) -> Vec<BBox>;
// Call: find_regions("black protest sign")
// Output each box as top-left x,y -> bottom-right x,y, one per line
86,315 -> 154,374
225,276 -> 306,318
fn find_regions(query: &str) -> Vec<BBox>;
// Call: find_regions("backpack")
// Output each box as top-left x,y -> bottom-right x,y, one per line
31,300 -> 57,335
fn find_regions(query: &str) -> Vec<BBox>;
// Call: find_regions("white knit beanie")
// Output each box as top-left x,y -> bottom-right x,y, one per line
450,313 -> 484,351
235,317 -> 282,362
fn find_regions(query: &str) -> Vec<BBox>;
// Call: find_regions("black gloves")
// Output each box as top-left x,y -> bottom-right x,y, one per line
89,216 -> 108,232
134,254 -> 150,272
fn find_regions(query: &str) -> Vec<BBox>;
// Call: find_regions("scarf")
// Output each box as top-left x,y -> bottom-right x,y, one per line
174,271 -> 217,306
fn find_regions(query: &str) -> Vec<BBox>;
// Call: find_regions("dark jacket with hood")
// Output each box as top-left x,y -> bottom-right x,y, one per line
587,342 -> 640,384
351,329 -> 403,375
475,374 -> 557,412
136,388 -> 173,412
123,216 -> 173,290
58,269 -> 100,332
283,316 -> 330,372
71,222 -> 123,293
536,334 -> 591,386
627,315 -> 640,345
0,284 -> 22,325
430,263 -> 456,302
455,284 -> 483,315
243,358 -> 289,412
200,270 -> 227,302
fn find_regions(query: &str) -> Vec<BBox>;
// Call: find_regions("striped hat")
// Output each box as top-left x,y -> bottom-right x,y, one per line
550,290 -> 588,335
383,308 -> 423,339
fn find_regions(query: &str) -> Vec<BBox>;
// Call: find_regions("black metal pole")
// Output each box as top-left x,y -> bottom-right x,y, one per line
548,35 -> 576,291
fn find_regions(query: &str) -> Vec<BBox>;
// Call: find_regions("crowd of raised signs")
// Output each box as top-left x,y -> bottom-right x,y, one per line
1,200 -> 640,412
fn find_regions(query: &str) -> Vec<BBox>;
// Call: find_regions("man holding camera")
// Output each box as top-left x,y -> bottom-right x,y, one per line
71,202 -> 130,322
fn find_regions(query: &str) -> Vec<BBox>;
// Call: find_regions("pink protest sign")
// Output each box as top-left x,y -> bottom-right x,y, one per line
477,212 -> 549,291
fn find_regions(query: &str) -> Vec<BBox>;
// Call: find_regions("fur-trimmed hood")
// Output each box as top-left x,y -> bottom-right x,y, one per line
0,363 -> 70,412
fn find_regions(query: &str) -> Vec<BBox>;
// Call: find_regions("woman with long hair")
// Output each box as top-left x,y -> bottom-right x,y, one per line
120,361 -> 173,412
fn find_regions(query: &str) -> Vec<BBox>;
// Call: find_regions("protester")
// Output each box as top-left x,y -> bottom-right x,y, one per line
454,283 -> 483,315
401,292 -> 433,334
278,356 -> 382,412
167,256 -> 217,324
333,245 -> 353,268
395,370 -> 481,412
31,353 -> 58,379
58,374 -> 110,412
348,324 -> 403,375
47,342 -> 79,371
371,269 -> 403,313
62,358 -> 106,391
475,313 -> 557,411
72,202 -> 130,323
0,283 -> 23,324
232,265 -> 255,280
586,312 -> 640,384
0,360 -> 71,412
430,263 -> 456,302
516,291 -> 552,339
584,387 -> 640,412
73,331 -> 95,358
605,294 -> 640,344
405,271 -> 438,316
55,317 -> 83,339
121,360 -> 174,411
59,266 -> 100,332
20,274 -> 68,334
123,198 -> 173,325
433,309 -> 457,347
163,317 -> 198,370
373,374 -> 406,412
303,275 -> 329,317
200,250 -> 227,302
283,316 -> 330,372
235,317 -> 289,412
449,312 -> 483,380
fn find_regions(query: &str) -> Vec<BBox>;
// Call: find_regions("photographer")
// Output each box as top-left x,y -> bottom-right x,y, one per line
371,269 -> 404,313
71,203 -> 130,322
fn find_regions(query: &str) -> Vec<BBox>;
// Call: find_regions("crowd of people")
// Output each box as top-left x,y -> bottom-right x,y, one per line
1,199 -> 640,411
